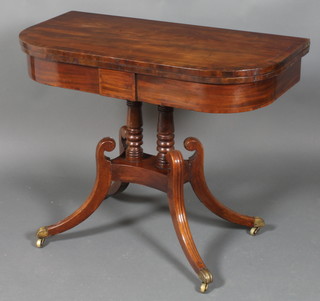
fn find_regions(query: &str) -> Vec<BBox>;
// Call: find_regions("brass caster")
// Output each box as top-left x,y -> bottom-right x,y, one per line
36,238 -> 45,248
200,282 -> 209,293
250,227 -> 261,236
36,226 -> 49,247
198,268 -> 213,293
250,216 -> 265,236
36,226 -> 49,238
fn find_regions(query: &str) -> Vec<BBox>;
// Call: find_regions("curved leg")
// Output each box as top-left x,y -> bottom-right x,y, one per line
167,150 -> 213,293
36,137 -> 116,247
184,137 -> 265,234
108,125 -> 129,196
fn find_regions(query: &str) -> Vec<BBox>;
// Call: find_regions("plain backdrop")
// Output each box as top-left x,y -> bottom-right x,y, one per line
0,1 -> 319,301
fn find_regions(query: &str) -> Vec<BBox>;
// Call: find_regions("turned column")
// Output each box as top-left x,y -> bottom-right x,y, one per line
156,106 -> 175,169
125,101 -> 143,161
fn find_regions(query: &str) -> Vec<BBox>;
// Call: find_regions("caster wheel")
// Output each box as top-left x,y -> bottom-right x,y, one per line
250,227 -> 260,236
36,238 -> 45,248
35,226 -> 49,247
200,282 -> 208,293
198,268 -> 213,293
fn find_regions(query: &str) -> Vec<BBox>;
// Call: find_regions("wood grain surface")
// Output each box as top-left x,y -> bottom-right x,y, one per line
20,11 -> 309,84
20,11 -> 309,113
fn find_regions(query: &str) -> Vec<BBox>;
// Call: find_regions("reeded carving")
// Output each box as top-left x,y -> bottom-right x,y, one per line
167,150 -> 209,281
37,137 -> 115,238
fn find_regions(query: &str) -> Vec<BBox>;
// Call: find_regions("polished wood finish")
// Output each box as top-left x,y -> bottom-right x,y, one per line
20,11 -> 309,84
27,56 -> 302,113
27,56 -> 100,94
125,101 -> 143,160
156,106 -> 175,169
42,133 -> 258,237
20,11 -> 309,113
137,59 -> 301,113
185,137 -> 254,227
45,137 -> 114,236
100,69 -> 136,101
39,133 -> 255,275
107,126 -> 129,196
112,155 -> 168,192
20,12 -> 310,291
167,150 -> 207,274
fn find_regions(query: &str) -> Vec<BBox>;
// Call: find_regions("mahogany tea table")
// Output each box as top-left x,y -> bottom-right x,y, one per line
19,11 -> 310,293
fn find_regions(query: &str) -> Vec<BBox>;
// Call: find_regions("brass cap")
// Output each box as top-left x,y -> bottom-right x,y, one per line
198,269 -> 213,284
254,217 -> 265,228
36,226 -> 49,238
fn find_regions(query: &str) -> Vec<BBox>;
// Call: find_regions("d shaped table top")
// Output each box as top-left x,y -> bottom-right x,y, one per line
19,11 -> 310,113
